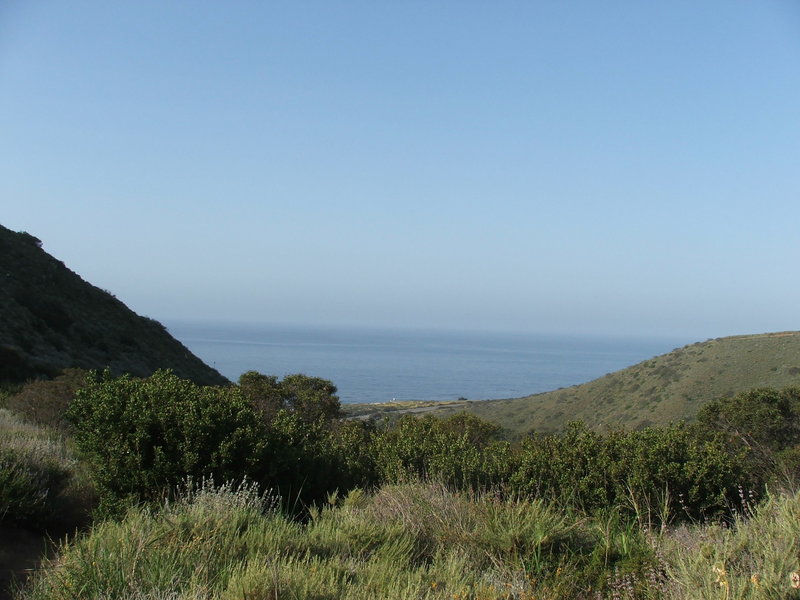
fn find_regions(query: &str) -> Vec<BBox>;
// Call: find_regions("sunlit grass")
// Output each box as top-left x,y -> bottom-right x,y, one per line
15,476 -> 800,599
0,408 -> 94,528
18,480 -> 665,599
656,490 -> 800,599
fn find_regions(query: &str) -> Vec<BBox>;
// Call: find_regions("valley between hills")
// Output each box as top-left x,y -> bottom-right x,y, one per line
345,331 -> 800,437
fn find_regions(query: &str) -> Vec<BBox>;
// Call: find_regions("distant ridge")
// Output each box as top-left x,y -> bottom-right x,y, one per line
428,331 -> 800,436
0,225 -> 227,385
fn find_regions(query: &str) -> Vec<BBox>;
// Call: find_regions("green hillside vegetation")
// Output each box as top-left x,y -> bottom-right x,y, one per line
3,370 -> 800,599
393,332 -> 800,437
0,225 -> 226,385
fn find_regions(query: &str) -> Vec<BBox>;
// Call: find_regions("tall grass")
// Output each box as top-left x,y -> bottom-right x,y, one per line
0,409 -> 94,529
19,479 -> 800,599
19,480 -> 668,600
656,490 -> 800,599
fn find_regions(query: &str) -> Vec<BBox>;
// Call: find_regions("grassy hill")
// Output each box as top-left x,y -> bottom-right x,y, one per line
348,332 -> 800,437
0,225 -> 227,385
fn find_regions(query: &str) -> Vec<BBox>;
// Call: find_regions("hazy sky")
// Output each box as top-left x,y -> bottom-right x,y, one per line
2,1 -> 799,338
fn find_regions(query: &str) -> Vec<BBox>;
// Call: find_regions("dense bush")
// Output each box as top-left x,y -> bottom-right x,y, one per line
253,410 -> 376,506
371,413 -> 511,489
238,370 -> 342,423
68,370 -> 372,512
237,370 -> 372,504
509,421 -> 744,519
66,368 -> 778,524
369,414 -> 744,520
67,370 -> 269,511
697,387 -> 800,485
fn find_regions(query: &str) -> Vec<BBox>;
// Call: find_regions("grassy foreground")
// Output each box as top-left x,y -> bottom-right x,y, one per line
16,480 -> 800,600
0,408 -> 93,529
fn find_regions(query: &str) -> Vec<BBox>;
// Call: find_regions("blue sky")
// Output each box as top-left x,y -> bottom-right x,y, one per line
2,1 -> 799,338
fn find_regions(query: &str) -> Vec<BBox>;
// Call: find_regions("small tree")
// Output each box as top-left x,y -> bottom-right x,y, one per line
238,371 -> 342,425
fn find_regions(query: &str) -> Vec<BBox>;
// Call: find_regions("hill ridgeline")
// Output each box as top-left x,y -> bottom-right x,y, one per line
0,225 -> 227,385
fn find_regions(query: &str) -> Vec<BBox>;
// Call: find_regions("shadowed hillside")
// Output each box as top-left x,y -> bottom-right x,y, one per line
362,332 -> 800,437
0,225 -> 227,385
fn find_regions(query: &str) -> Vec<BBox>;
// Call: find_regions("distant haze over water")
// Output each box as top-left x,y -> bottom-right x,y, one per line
166,320 -> 692,404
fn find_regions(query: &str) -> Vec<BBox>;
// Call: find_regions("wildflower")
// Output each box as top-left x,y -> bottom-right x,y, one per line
555,567 -> 562,577
713,565 -> 728,588
790,571 -> 800,589
750,573 -> 760,587
431,581 -> 438,589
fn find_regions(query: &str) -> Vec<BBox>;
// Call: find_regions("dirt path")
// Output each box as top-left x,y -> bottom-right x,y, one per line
0,526 -> 55,600
349,400 -> 471,420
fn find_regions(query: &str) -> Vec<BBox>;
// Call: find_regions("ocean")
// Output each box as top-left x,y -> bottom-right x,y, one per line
165,320 -> 691,404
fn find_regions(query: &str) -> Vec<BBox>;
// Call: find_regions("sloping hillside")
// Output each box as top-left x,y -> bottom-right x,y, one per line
0,225 -> 227,385
421,332 -> 800,436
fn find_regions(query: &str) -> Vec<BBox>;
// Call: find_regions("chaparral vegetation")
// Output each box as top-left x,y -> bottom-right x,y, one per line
2,368 -> 800,600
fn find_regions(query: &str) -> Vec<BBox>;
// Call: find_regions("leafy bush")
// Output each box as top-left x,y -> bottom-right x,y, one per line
252,409 -> 375,506
509,421 -> 744,520
67,370 -> 269,511
697,387 -> 800,486
237,370 -> 374,504
67,370 -> 374,513
238,370 -> 343,424
371,413 -> 508,489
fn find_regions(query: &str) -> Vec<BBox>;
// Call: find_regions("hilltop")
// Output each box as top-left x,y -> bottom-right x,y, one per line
0,225 -> 227,385
349,331 -> 800,436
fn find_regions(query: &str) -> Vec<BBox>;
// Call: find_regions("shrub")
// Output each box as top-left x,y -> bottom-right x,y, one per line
3,368 -> 87,431
371,413 -> 506,489
67,370 -> 268,512
697,387 -> 800,486
67,370 -> 373,513
238,370 -> 343,424
509,421 -> 744,520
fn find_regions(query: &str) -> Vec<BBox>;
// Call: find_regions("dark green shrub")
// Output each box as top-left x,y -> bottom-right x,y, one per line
67,370 -> 374,514
509,421 -> 743,519
697,387 -> 800,485
260,413 -> 377,506
67,370 -> 268,511
239,371 -> 343,424
697,387 -> 800,452
371,413 -> 505,489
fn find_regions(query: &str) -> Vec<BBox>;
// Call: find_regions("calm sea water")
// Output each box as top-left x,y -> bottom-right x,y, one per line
165,320 -> 690,404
